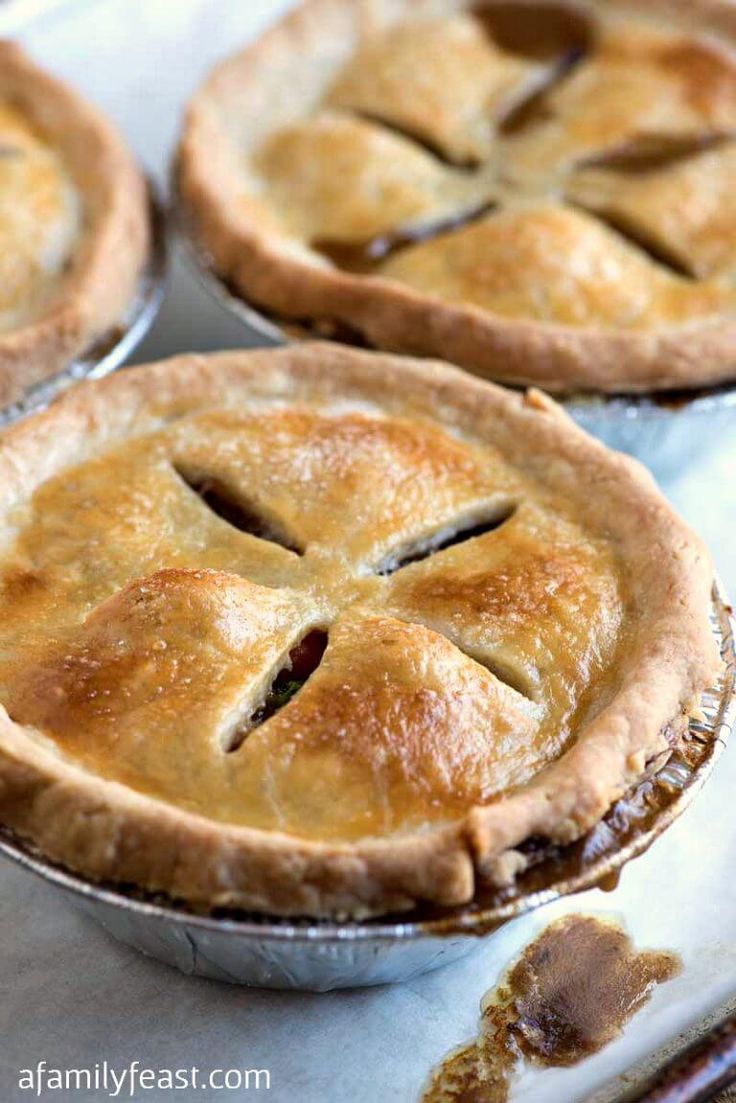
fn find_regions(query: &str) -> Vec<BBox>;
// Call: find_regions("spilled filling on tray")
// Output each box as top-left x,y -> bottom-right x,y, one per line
421,915 -> 681,1102
0,101 -> 79,331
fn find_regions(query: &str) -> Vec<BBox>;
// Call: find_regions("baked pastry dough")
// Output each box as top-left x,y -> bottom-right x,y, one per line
178,0 -> 736,391
0,346 -> 719,917
0,43 -> 149,406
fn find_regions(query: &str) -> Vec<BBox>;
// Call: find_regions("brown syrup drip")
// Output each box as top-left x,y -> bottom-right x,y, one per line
596,869 -> 621,893
421,915 -> 681,1102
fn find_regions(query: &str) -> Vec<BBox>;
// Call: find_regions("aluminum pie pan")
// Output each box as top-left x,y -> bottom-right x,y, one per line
565,385 -> 736,482
0,179 -> 167,428
173,195 -> 736,483
0,581 -> 732,991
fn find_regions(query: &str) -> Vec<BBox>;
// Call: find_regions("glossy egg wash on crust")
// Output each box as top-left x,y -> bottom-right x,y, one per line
0,404 -> 622,842
0,347 -> 718,916
252,8 -> 736,327
178,1 -> 736,391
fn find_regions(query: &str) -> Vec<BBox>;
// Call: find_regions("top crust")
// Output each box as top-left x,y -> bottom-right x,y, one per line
177,0 -> 736,393
0,42 -> 150,407
0,345 -> 720,917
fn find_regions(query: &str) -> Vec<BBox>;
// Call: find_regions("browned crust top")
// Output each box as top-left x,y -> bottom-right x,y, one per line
0,345 -> 719,917
177,0 -> 736,393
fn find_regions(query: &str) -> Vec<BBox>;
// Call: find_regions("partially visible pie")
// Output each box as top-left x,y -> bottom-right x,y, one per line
0,346 -> 719,917
0,42 -> 149,406
178,0 -> 736,392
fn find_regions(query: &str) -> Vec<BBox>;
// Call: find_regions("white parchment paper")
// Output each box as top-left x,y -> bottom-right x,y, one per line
0,2 -> 734,1100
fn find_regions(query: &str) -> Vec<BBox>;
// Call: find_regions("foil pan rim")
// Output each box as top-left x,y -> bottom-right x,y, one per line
0,579 -> 732,945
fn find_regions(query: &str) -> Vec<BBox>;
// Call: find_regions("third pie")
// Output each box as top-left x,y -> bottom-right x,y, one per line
0,42 -> 149,406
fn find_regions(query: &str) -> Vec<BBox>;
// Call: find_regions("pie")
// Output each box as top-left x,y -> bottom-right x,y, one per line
0,42 -> 150,407
0,345 -> 719,917
177,0 -> 736,393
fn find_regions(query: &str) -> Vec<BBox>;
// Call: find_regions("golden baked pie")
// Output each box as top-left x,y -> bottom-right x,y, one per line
0,346 -> 719,917
178,0 -> 736,392
0,42 -> 149,407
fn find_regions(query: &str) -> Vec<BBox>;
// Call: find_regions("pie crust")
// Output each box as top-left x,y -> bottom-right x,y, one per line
0,345 -> 719,917
0,42 -> 150,407
177,0 -> 736,393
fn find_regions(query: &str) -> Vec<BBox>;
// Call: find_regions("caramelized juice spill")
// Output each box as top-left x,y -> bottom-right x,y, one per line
421,915 -> 681,1102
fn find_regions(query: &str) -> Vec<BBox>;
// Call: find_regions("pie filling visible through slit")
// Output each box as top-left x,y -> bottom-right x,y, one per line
178,0 -> 736,391
0,347 -> 720,917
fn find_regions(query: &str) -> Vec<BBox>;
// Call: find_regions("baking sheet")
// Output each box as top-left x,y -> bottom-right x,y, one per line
0,2 -> 734,1100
